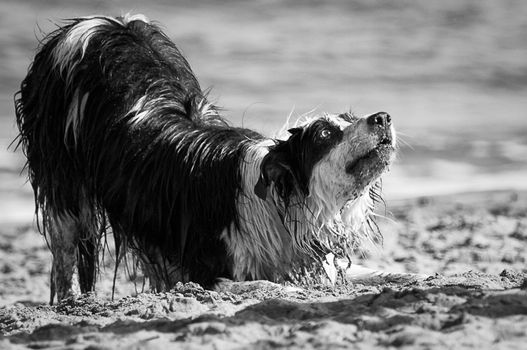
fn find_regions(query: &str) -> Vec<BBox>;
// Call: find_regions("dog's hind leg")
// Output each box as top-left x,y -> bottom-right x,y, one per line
77,226 -> 97,294
48,213 -> 81,304
48,206 -> 101,304
76,208 -> 100,294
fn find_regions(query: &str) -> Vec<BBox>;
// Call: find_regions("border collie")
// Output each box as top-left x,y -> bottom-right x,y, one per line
15,14 -> 396,303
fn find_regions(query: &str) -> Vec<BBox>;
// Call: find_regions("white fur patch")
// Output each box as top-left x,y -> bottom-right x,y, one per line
64,88 -> 89,145
223,140 -> 295,280
127,95 -> 151,125
120,13 -> 149,24
126,97 -> 215,127
196,100 -> 219,119
52,17 -> 114,79
325,113 -> 353,130
52,15 -> 149,85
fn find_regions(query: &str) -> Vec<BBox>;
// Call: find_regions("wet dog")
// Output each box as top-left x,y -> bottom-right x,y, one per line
15,15 -> 396,303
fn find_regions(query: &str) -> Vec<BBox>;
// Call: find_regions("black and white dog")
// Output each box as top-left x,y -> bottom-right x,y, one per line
15,15 -> 396,303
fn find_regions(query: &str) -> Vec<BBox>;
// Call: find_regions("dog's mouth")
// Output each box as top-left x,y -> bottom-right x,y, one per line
345,137 -> 395,175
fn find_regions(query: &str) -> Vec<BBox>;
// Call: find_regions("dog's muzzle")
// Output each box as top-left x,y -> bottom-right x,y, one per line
367,112 -> 393,145
345,112 -> 395,175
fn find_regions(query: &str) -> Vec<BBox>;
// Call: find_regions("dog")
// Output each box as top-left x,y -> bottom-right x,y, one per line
14,14 -> 396,304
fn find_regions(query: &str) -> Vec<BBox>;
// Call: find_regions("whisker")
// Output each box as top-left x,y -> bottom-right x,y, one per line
394,130 -> 414,138
396,136 -> 414,150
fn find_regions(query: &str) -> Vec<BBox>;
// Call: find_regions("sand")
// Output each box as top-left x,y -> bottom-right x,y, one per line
0,190 -> 526,349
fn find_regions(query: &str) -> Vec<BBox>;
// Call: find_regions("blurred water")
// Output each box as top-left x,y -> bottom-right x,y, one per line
1,0 -> 527,223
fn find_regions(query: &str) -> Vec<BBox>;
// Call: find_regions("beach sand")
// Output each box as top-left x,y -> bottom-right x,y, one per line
1,190 -> 525,349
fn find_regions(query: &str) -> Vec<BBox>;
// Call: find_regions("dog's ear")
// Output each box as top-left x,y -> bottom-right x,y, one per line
287,127 -> 302,135
255,128 -> 303,201
254,147 -> 296,201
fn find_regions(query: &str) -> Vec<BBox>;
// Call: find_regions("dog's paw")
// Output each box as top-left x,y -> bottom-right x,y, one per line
345,264 -> 428,285
214,278 -> 302,295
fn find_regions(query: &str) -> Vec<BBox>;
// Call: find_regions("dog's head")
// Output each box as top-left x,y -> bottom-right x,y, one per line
254,111 -> 396,258
255,111 -> 396,210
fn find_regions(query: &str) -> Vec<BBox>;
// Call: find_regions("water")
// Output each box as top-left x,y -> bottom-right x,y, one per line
1,0 -> 527,223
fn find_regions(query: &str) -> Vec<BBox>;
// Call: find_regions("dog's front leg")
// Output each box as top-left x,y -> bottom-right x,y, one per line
344,264 -> 428,284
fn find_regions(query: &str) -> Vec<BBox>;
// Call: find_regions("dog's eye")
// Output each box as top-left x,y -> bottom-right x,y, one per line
319,129 -> 332,139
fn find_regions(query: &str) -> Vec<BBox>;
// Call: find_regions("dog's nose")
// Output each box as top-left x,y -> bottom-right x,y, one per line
367,112 -> 391,128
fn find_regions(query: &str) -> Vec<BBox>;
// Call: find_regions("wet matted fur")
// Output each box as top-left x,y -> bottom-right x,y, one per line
14,14 -> 396,304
